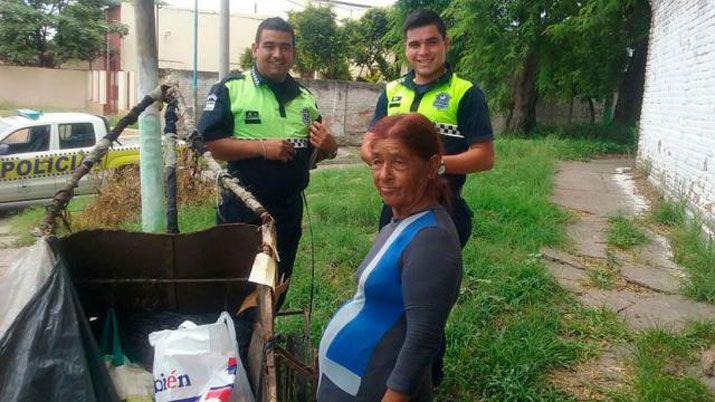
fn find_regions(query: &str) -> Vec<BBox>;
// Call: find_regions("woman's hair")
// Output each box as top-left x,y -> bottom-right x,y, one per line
370,113 -> 452,206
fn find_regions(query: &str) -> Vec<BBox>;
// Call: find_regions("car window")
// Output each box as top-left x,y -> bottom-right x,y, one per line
0,125 -> 50,155
59,123 -> 95,149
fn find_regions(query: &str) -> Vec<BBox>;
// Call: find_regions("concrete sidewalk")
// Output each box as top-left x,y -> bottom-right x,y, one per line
544,157 -> 715,393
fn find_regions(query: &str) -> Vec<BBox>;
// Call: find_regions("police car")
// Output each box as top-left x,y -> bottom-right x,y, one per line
0,109 -> 139,210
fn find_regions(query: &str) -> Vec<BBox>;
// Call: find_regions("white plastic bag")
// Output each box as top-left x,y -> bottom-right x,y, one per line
149,312 -> 254,402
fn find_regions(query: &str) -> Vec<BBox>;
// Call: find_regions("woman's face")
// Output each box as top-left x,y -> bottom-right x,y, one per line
370,138 -> 437,217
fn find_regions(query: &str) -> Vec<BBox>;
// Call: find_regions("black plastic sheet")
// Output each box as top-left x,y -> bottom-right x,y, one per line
0,238 -> 119,402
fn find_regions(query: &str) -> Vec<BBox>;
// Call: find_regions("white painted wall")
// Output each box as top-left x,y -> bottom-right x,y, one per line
638,0 -> 715,232
120,3 -> 265,73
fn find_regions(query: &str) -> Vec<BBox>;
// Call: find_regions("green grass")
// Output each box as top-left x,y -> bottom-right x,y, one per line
620,322 -> 715,401
4,196 -> 96,246
588,266 -> 619,290
5,135 -> 672,399
651,199 -> 688,228
281,137 -> 636,400
607,215 -> 650,250
650,199 -> 715,303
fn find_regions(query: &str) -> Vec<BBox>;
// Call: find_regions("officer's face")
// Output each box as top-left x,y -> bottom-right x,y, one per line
405,24 -> 450,84
252,29 -> 295,82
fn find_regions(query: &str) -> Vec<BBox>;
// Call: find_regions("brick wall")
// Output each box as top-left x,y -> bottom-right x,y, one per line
638,0 -> 715,232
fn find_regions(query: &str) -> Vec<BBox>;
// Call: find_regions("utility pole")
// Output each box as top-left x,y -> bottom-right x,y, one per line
219,0 -> 230,80
193,0 -> 199,118
135,0 -> 166,233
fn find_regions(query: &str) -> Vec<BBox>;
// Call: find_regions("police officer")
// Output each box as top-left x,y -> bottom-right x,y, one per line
360,9 -> 495,387
198,17 -> 338,308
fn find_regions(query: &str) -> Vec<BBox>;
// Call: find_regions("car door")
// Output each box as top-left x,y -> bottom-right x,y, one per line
0,124 -> 55,203
55,121 -> 97,195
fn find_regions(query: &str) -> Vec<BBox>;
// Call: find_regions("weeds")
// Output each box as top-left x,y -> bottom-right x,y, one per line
648,198 -> 715,303
607,215 -> 649,250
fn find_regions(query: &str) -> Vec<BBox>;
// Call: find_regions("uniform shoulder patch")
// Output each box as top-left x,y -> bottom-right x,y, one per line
204,93 -> 218,111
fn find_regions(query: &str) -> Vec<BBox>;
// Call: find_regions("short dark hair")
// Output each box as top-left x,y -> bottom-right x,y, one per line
255,17 -> 295,46
402,9 -> 447,39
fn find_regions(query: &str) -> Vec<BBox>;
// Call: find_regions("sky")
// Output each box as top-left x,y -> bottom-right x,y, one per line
164,0 -> 396,20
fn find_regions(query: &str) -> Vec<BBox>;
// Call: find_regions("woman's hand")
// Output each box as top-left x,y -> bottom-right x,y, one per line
381,388 -> 409,402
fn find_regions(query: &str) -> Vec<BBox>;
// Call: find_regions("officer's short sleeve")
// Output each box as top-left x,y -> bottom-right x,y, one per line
368,91 -> 388,130
457,86 -> 494,144
197,81 -> 234,142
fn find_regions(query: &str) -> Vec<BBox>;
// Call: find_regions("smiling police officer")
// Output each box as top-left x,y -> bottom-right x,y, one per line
198,17 -> 338,308
360,9 -> 495,389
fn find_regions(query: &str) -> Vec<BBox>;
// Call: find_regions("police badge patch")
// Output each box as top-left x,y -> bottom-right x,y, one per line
302,108 -> 311,125
433,93 -> 451,109
244,110 -> 261,124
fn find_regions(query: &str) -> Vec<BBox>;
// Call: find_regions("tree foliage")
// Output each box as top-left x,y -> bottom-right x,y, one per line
545,0 -> 651,124
447,0 -> 650,132
0,0 -> 126,68
342,8 -> 400,81
289,5 -> 350,80
239,47 -> 253,71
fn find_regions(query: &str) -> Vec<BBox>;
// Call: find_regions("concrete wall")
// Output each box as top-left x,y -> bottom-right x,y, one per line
638,0 -> 715,232
0,65 -> 89,110
163,69 -> 383,145
120,4 -> 265,73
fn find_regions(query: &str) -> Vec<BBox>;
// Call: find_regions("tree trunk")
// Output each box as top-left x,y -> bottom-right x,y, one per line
603,91 -> 614,123
507,50 -> 539,133
587,98 -> 595,123
568,94 -> 574,124
613,35 -> 649,124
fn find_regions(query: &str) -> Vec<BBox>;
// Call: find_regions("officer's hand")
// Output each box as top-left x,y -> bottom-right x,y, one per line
309,122 -> 337,154
263,140 -> 295,162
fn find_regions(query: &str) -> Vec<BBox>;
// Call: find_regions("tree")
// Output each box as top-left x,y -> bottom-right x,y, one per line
612,0 -> 650,125
448,0 -> 583,133
288,5 -> 350,80
545,0 -> 651,125
0,0 -> 126,68
343,8 -> 400,81
239,47 -> 253,71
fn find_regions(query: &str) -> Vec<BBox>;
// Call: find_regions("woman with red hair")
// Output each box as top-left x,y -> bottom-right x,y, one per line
318,113 -> 463,402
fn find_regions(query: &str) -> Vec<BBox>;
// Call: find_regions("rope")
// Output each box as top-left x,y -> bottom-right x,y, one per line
301,191 -> 316,326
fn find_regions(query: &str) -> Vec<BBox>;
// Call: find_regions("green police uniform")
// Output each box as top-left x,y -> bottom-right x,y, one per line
371,66 -> 493,247
198,66 -> 322,282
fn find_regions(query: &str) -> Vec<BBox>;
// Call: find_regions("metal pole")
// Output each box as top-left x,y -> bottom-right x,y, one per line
219,0 -> 230,80
135,0 -> 166,233
193,0 -> 199,119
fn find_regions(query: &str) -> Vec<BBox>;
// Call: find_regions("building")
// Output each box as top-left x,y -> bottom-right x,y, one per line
91,3 -> 267,113
638,0 -> 715,233
105,3 -> 265,73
